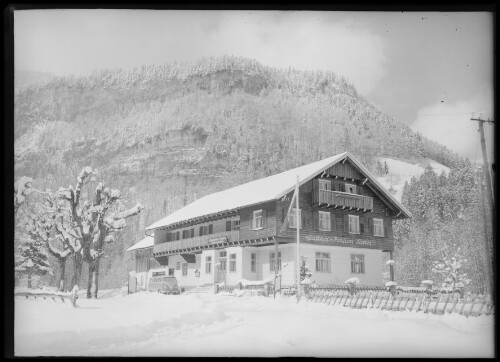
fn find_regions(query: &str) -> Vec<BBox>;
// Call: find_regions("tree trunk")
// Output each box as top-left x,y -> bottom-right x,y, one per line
92,261 -> 100,299
86,259 -> 100,299
72,252 -> 83,288
86,263 -> 94,299
27,273 -> 32,289
58,258 -> 66,291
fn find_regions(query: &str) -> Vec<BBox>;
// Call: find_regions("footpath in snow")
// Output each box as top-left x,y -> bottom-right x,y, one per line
14,289 -> 494,357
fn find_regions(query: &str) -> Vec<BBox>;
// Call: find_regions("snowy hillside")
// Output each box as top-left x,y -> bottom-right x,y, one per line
375,157 -> 450,202
14,291 -> 493,357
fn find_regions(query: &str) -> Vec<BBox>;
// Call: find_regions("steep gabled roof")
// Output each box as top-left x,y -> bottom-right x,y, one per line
146,152 -> 412,231
127,235 -> 154,252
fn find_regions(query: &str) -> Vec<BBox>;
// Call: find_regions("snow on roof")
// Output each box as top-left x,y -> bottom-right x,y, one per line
146,152 -> 412,231
127,235 -> 154,252
146,152 -> 347,230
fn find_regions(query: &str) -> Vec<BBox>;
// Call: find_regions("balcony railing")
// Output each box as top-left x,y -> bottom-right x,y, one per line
313,189 -> 373,210
153,230 -> 240,255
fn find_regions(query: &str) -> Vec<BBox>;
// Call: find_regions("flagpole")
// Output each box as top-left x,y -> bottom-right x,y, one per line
296,175 -> 300,300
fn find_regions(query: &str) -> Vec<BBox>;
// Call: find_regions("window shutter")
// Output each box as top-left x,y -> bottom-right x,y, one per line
313,212 -> 319,230
359,216 -> 365,234
368,218 -> 373,235
226,220 -> 232,231
343,214 -> 349,233
262,209 -> 267,228
335,182 -> 341,192
209,224 -> 213,234
383,219 -> 388,237
199,226 -> 203,236
191,228 -> 195,238
330,213 -> 335,232
250,214 -> 255,230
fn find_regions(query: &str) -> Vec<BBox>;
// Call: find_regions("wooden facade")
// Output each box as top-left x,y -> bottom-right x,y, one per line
151,158 -> 400,257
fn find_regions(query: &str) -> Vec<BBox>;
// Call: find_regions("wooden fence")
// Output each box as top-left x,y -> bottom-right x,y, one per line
280,285 -> 494,317
15,287 -> 79,307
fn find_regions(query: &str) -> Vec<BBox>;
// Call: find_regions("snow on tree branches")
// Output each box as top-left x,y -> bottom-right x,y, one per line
15,234 -> 52,289
14,176 -> 33,214
432,247 -> 471,293
56,166 -> 144,298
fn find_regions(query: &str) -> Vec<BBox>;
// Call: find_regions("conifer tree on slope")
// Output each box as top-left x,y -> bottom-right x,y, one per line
15,234 -> 52,289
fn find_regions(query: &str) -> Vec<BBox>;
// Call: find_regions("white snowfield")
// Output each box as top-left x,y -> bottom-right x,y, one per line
15,289 -> 493,357
376,157 -> 451,202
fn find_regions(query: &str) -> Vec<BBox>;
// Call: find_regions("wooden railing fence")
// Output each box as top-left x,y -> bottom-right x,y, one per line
279,285 -> 494,318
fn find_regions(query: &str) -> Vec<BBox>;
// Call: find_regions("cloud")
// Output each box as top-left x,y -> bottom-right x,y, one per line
201,12 -> 387,95
411,88 -> 494,163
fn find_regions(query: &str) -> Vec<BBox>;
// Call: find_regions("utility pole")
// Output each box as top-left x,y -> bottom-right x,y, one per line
471,114 -> 495,303
477,168 -> 494,300
470,115 -> 495,214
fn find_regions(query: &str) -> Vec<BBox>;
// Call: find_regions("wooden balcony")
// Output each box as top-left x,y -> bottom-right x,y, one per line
313,189 -> 373,211
153,230 -> 240,255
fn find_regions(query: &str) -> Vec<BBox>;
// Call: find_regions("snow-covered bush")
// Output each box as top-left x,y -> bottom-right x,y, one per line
300,256 -> 312,282
344,277 -> 360,285
432,247 -> 471,293
345,277 -> 359,295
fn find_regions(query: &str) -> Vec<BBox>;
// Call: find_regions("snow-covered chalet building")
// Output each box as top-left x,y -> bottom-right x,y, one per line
127,152 -> 412,290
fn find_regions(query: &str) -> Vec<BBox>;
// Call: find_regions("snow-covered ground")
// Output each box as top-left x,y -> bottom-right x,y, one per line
15,289 -> 493,357
376,157 -> 450,201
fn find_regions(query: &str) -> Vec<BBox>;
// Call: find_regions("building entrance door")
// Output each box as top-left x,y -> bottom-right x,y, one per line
216,251 -> 227,283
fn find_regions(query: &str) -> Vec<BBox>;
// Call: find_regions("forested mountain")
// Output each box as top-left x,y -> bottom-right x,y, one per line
14,56 -> 490,292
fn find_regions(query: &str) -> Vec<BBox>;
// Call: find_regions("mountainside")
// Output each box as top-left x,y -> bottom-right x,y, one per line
14,55 -> 467,289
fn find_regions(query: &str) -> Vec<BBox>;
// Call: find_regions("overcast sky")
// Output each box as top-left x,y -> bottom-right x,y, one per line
14,10 -> 494,163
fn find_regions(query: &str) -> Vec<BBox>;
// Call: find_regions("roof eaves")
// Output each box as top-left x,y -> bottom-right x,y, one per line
274,152 -> 349,200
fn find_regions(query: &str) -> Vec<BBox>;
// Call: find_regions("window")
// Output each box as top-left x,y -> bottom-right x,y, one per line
270,252 -> 282,271
199,225 -> 212,236
253,210 -> 264,229
219,251 -> 227,271
168,268 -> 174,276
373,218 -> 384,237
250,253 -> 256,273
319,179 -> 331,190
182,230 -> 191,239
345,183 -> 357,194
229,254 -> 236,272
351,254 -> 365,274
289,208 -> 302,229
316,252 -> 331,272
167,231 -> 180,242
348,215 -> 360,234
182,262 -> 188,276
176,262 -> 180,270
319,211 -> 331,231
205,256 -> 212,274
227,219 -> 240,231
